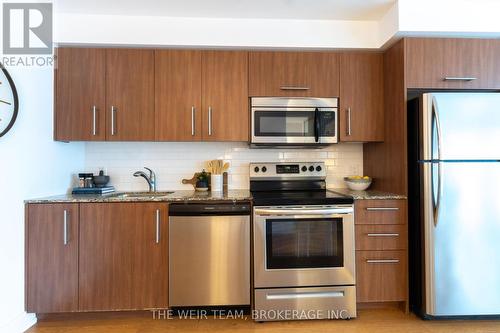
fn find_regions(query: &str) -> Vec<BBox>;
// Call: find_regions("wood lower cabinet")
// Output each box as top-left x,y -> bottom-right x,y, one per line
202,51 -> 249,141
249,51 -> 340,97
79,203 -> 168,311
155,50 -> 202,141
354,199 -> 408,306
340,53 -> 384,142
406,38 -> 500,89
26,204 -> 79,313
55,48 -> 106,141
106,49 -> 155,141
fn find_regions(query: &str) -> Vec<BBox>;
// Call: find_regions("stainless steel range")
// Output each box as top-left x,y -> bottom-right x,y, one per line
250,162 -> 356,321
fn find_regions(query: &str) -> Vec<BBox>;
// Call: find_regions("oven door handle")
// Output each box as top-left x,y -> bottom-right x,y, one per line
254,207 -> 353,216
314,107 -> 320,143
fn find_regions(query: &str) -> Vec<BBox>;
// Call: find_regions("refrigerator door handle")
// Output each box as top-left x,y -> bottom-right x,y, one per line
432,97 -> 443,226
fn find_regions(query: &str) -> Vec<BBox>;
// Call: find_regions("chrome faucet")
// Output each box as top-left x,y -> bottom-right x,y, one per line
133,167 -> 157,192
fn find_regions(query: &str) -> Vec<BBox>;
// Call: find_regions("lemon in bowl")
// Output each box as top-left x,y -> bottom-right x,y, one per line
344,176 -> 372,191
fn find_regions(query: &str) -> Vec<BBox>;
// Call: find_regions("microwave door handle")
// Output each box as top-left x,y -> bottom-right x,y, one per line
314,107 -> 320,142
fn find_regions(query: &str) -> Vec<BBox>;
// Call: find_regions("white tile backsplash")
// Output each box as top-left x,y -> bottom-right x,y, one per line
84,142 -> 363,191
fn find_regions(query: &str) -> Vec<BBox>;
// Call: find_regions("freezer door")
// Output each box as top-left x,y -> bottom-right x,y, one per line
423,161 -> 500,316
421,93 -> 500,161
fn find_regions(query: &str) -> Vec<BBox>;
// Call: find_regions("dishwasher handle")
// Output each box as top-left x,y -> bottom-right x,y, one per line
169,203 -> 251,216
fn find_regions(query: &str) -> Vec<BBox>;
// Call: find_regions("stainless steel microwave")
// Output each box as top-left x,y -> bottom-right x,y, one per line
251,97 -> 338,147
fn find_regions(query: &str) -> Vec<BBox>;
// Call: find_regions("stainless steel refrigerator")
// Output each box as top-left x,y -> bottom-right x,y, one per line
408,92 -> 500,318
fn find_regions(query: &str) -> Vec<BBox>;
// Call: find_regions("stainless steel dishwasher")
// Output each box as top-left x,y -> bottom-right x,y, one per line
169,202 -> 251,306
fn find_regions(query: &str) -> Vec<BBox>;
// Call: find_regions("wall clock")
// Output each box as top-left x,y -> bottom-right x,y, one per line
0,63 -> 19,138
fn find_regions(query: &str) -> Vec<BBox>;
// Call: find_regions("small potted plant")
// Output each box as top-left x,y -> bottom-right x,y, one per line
195,170 -> 209,191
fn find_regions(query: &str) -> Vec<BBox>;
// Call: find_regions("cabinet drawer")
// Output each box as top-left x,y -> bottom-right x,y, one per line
356,250 -> 406,302
355,200 -> 406,225
355,224 -> 407,251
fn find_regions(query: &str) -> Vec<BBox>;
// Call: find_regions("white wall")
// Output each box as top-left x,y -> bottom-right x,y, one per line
0,65 -> 84,332
85,142 -> 363,191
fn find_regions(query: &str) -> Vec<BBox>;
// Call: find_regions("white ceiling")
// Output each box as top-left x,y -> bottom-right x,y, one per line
55,0 -> 396,21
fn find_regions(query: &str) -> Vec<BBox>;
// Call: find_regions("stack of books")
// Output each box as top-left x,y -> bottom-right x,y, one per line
72,186 -> 116,195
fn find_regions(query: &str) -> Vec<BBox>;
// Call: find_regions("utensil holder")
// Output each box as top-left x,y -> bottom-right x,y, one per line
211,175 -> 223,192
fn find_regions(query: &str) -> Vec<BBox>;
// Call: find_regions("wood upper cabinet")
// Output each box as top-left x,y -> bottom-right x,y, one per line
106,49 -> 155,141
55,48 -> 106,141
202,51 -> 249,141
155,50 -> 202,141
79,203 -> 168,311
406,38 -> 500,89
339,53 -> 384,142
26,204 -> 79,313
249,51 -> 340,97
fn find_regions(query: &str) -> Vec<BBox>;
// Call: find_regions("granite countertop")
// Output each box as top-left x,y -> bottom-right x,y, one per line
25,190 -> 253,204
328,188 -> 407,200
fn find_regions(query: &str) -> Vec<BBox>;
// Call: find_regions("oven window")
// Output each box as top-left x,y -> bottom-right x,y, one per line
254,111 -> 315,137
265,218 -> 344,269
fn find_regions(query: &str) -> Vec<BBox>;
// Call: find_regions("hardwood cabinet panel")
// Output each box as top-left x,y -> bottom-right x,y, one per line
355,200 -> 407,225
340,53 -> 384,142
106,49 -> 155,141
355,224 -> 407,251
55,48 -> 106,141
79,203 -> 168,311
249,51 -> 340,97
406,38 -> 500,89
155,50 -> 202,141
26,204 -> 79,313
356,250 -> 407,302
202,51 -> 249,141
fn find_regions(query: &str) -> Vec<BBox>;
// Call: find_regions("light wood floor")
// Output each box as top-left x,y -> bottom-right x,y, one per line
27,309 -> 500,333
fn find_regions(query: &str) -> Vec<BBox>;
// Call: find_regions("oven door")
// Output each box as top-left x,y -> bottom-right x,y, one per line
251,107 -> 338,144
253,205 -> 355,288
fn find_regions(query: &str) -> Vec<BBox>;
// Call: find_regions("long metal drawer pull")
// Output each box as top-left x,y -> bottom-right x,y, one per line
155,209 -> 160,244
443,77 -> 477,81
63,210 -> 68,245
280,86 -> 310,91
111,106 -> 116,136
92,106 -> 97,136
367,233 -> 399,237
267,291 -> 344,300
366,259 -> 400,264
191,106 -> 195,136
365,207 -> 399,211
255,207 -> 353,216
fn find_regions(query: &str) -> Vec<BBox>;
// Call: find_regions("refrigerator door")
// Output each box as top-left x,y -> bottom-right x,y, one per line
423,161 -> 500,316
421,93 -> 500,161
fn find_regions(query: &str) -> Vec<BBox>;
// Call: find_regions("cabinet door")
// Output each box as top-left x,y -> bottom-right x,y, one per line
406,38 -> 500,89
26,204 -> 79,313
249,51 -> 340,97
202,51 -> 249,141
79,203 -> 168,311
106,49 -> 155,141
55,48 -> 105,141
155,50 -> 202,141
340,53 -> 384,142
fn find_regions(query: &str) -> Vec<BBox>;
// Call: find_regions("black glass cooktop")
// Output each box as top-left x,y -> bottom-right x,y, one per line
251,189 -> 353,206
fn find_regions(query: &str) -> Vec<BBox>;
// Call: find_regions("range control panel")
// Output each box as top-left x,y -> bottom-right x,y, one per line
250,162 -> 326,179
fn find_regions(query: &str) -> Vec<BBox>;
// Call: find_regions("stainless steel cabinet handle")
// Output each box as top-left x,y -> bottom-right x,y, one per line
365,207 -> 399,211
191,106 -> 195,136
208,106 -> 213,136
443,77 -> 477,81
280,86 -> 310,91
63,210 -> 68,245
347,107 -> 352,136
92,106 -> 97,136
155,209 -> 160,244
366,259 -> 399,264
111,106 -> 116,136
367,233 -> 399,237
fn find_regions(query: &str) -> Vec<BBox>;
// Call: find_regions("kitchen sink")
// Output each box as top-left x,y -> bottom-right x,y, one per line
111,191 -> 174,199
